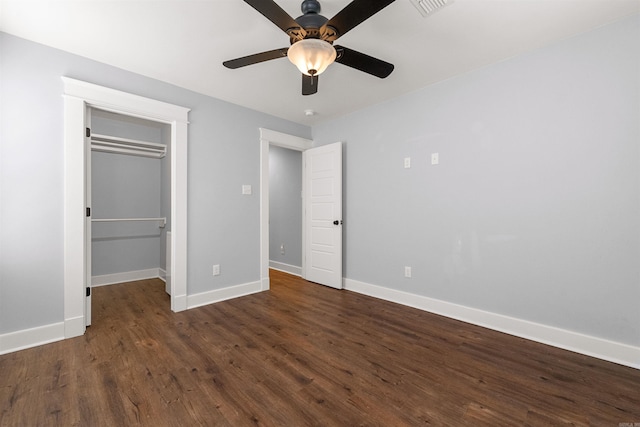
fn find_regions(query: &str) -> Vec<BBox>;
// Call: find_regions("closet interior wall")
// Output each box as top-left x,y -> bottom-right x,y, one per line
90,109 -> 171,285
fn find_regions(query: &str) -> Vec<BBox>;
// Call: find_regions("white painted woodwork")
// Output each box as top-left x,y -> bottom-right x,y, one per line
63,77 -> 190,338
63,93 -> 87,339
304,142 -> 343,289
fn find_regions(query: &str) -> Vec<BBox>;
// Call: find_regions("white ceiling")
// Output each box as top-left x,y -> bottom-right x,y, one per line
1,0 -> 638,125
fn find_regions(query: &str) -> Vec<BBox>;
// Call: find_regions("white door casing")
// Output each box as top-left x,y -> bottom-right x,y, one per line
303,142 -> 343,289
63,77 -> 190,338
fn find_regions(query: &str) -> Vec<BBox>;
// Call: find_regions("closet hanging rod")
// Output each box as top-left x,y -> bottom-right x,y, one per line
91,143 -> 166,159
92,217 -> 166,228
91,133 -> 166,159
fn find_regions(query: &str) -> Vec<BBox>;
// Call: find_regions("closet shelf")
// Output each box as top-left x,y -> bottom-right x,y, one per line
92,217 -> 167,228
91,133 -> 166,158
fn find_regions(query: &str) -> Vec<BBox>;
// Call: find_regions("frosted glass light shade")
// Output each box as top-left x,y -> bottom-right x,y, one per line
287,39 -> 337,76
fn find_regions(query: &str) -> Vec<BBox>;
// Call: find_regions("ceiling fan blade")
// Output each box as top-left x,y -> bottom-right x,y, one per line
223,48 -> 289,69
334,46 -> 394,78
244,0 -> 306,40
322,0 -> 396,41
302,74 -> 318,96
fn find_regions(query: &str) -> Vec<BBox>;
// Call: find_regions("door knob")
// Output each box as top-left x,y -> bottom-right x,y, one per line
333,220 -> 342,225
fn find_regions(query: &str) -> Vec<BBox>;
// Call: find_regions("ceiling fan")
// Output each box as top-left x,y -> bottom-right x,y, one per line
223,0 -> 396,95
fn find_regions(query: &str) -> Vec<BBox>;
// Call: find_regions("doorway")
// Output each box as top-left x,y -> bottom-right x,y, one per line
259,129 -> 311,290
62,77 -> 190,339
259,128 -> 343,291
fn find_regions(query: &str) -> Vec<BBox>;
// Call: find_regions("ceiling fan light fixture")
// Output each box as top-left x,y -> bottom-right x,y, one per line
288,39 -> 337,76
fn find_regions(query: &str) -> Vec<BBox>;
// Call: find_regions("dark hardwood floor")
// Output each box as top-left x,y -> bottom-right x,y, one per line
1,269 -> 639,426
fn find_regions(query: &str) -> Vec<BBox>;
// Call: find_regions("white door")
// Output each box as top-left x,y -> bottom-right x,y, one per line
304,142 -> 342,289
85,107 -> 92,326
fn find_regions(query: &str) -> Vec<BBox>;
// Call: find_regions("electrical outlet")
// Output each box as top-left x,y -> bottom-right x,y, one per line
404,266 -> 412,278
212,264 -> 220,276
280,244 -> 285,255
404,157 -> 411,169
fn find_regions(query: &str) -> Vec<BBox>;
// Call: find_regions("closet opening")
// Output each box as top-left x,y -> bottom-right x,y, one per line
63,77 -> 189,339
87,108 -> 172,325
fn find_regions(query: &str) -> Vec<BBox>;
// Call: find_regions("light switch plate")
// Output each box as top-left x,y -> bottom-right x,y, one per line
242,185 -> 252,195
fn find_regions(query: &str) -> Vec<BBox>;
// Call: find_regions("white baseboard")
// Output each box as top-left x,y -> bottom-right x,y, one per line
187,281 -> 263,310
269,261 -> 302,277
344,278 -> 640,370
0,322 -> 65,355
91,268 -> 162,287
158,268 -> 167,283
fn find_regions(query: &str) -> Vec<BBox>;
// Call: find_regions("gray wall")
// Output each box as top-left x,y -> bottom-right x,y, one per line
91,110 -> 167,276
269,146 -> 303,268
0,32 -> 311,334
313,15 -> 640,347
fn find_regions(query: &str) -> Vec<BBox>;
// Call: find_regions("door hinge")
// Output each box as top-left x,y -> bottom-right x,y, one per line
86,127 -> 91,138
86,207 -> 91,217
86,287 -> 91,297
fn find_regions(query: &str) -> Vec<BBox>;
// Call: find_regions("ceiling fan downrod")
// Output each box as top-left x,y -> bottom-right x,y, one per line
301,0 -> 321,15
294,0 -> 330,42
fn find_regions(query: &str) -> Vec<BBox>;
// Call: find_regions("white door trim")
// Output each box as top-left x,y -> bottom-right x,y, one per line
259,128 -> 312,291
62,77 -> 190,339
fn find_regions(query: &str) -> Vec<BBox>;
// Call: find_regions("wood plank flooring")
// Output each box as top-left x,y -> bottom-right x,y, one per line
1,269 -> 639,426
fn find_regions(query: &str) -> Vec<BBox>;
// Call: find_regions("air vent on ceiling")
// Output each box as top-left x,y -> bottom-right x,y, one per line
410,0 -> 452,17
